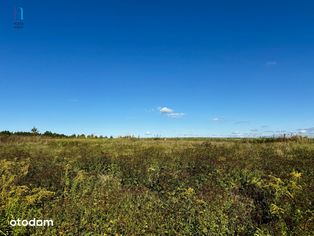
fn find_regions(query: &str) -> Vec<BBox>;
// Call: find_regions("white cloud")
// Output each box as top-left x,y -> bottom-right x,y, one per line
212,117 -> 220,121
159,107 -> 185,118
159,107 -> 174,114
145,131 -> 152,136
211,117 -> 227,122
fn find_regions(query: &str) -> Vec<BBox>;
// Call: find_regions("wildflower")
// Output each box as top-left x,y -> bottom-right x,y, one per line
185,187 -> 195,196
291,170 -> 302,179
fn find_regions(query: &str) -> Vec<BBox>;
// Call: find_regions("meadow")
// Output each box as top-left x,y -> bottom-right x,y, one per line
0,135 -> 313,235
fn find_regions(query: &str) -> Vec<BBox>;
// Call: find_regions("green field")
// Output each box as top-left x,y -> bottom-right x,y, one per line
0,136 -> 313,235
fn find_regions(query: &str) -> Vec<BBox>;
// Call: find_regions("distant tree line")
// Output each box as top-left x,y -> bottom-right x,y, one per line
0,127 -> 114,139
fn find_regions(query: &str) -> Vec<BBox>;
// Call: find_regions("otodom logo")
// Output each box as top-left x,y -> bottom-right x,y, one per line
13,7 -> 24,28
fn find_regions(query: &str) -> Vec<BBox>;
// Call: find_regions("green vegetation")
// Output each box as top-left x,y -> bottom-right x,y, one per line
0,134 -> 313,235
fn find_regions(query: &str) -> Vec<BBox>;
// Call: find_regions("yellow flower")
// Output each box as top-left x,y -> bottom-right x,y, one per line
291,170 -> 302,179
185,187 -> 195,196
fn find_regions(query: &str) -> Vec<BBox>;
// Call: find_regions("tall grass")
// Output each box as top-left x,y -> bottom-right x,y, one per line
0,136 -> 313,235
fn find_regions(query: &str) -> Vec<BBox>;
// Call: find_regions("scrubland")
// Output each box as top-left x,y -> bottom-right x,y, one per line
0,135 -> 313,235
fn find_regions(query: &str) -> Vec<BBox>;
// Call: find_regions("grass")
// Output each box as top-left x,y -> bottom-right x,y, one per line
0,135 -> 313,235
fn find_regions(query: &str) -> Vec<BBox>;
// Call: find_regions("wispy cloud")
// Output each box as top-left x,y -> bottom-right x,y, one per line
212,117 -> 223,122
297,127 -> 314,135
210,116 -> 249,125
167,112 -> 185,118
159,107 -> 185,119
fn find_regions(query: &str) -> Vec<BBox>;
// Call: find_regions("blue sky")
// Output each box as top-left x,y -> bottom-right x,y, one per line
0,0 -> 313,137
